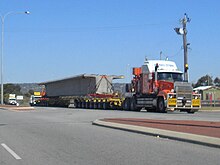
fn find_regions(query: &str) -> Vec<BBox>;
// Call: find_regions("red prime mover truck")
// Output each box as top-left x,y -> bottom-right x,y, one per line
122,58 -> 201,113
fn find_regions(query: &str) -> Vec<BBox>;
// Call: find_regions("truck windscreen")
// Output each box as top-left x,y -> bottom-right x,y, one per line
158,72 -> 183,82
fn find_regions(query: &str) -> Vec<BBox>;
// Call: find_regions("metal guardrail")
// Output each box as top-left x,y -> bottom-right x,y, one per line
201,100 -> 220,107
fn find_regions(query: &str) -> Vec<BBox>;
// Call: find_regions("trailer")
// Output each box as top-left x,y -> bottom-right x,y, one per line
37,74 -> 124,108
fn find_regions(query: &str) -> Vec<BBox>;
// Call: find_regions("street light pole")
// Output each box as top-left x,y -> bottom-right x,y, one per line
0,11 -> 30,105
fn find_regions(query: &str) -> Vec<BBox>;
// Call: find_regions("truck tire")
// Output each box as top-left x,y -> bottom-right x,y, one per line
130,98 -> 141,111
89,102 -> 94,109
85,102 -> 89,109
98,102 -> 102,109
75,100 -> 79,108
103,102 -> 109,110
82,102 -> 85,108
78,101 -> 82,108
94,102 -> 98,109
157,97 -> 166,113
123,98 -> 131,111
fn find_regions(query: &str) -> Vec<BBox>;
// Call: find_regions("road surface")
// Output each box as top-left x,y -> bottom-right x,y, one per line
0,107 -> 219,165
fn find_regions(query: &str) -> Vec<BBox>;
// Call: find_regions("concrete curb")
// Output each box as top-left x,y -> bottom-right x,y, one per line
93,119 -> 220,149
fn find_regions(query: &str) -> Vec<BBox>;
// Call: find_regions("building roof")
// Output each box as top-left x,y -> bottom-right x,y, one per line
193,86 -> 220,91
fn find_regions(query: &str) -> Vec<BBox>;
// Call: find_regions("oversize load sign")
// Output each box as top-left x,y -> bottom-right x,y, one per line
168,98 -> 177,106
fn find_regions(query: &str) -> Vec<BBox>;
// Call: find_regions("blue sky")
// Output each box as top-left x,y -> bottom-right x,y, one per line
0,0 -> 219,83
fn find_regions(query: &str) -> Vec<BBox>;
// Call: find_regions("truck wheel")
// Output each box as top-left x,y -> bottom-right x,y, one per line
82,102 -> 85,108
94,103 -> 98,109
130,98 -> 140,111
85,102 -> 89,109
97,102 -> 102,109
123,98 -> 130,111
75,100 -> 79,108
89,102 -> 94,109
78,101 -> 82,108
157,98 -> 166,113
103,102 -> 109,110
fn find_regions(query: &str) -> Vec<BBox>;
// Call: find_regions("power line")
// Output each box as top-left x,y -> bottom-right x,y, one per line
5,21 -> 177,33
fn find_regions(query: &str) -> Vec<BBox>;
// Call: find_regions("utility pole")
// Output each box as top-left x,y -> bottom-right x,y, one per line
174,13 -> 190,82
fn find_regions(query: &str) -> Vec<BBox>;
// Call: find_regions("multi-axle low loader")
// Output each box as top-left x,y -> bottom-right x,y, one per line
36,74 -> 124,109
36,58 -> 201,113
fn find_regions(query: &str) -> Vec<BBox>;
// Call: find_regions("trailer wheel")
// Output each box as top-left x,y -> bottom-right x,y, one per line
98,102 -> 102,109
157,97 -> 166,113
103,102 -> 109,110
76,101 -> 80,108
75,100 -> 79,108
94,102 -> 98,109
85,102 -> 89,109
82,102 -> 85,108
89,102 -> 94,109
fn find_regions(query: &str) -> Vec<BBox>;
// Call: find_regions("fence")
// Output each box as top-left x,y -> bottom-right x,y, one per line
201,100 -> 220,107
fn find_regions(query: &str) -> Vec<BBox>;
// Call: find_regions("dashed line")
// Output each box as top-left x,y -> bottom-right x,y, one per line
1,143 -> 22,160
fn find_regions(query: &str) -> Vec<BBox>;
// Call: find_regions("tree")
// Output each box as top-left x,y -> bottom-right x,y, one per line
214,77 -> 220,87
4,84 -> 21,95
194,75 -> 213,87
24,89 -> 34,97
2,84 -> 22,103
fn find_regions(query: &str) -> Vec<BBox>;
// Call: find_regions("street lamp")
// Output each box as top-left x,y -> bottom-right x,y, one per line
0,11 -> 30,105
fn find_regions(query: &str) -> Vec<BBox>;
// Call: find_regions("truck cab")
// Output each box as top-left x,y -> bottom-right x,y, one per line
8,94 -> 18,106
124,59 -> 201,113
8,98 -> 18,105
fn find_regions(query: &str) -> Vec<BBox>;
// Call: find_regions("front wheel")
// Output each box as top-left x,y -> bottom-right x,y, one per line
157,97 -> 166,113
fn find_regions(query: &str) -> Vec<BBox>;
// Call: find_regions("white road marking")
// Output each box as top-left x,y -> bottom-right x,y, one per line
1,143 -> 22,160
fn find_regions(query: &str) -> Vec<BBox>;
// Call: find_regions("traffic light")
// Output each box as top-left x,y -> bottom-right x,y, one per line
185,64 -> 188,72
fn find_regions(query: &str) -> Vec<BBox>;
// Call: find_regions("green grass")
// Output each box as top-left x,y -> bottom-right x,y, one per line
200,106 -> 220,110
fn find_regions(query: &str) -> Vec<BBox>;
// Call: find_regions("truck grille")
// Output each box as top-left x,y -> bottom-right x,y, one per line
175,82 -> 192,98
175,82 -> 193,107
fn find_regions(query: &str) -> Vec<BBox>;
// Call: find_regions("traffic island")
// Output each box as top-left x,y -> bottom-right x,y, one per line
0,105 -> 34,111
93,118 -> 220,148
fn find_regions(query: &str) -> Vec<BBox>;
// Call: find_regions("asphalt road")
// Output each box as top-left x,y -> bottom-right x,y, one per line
0,107 -> 219,165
